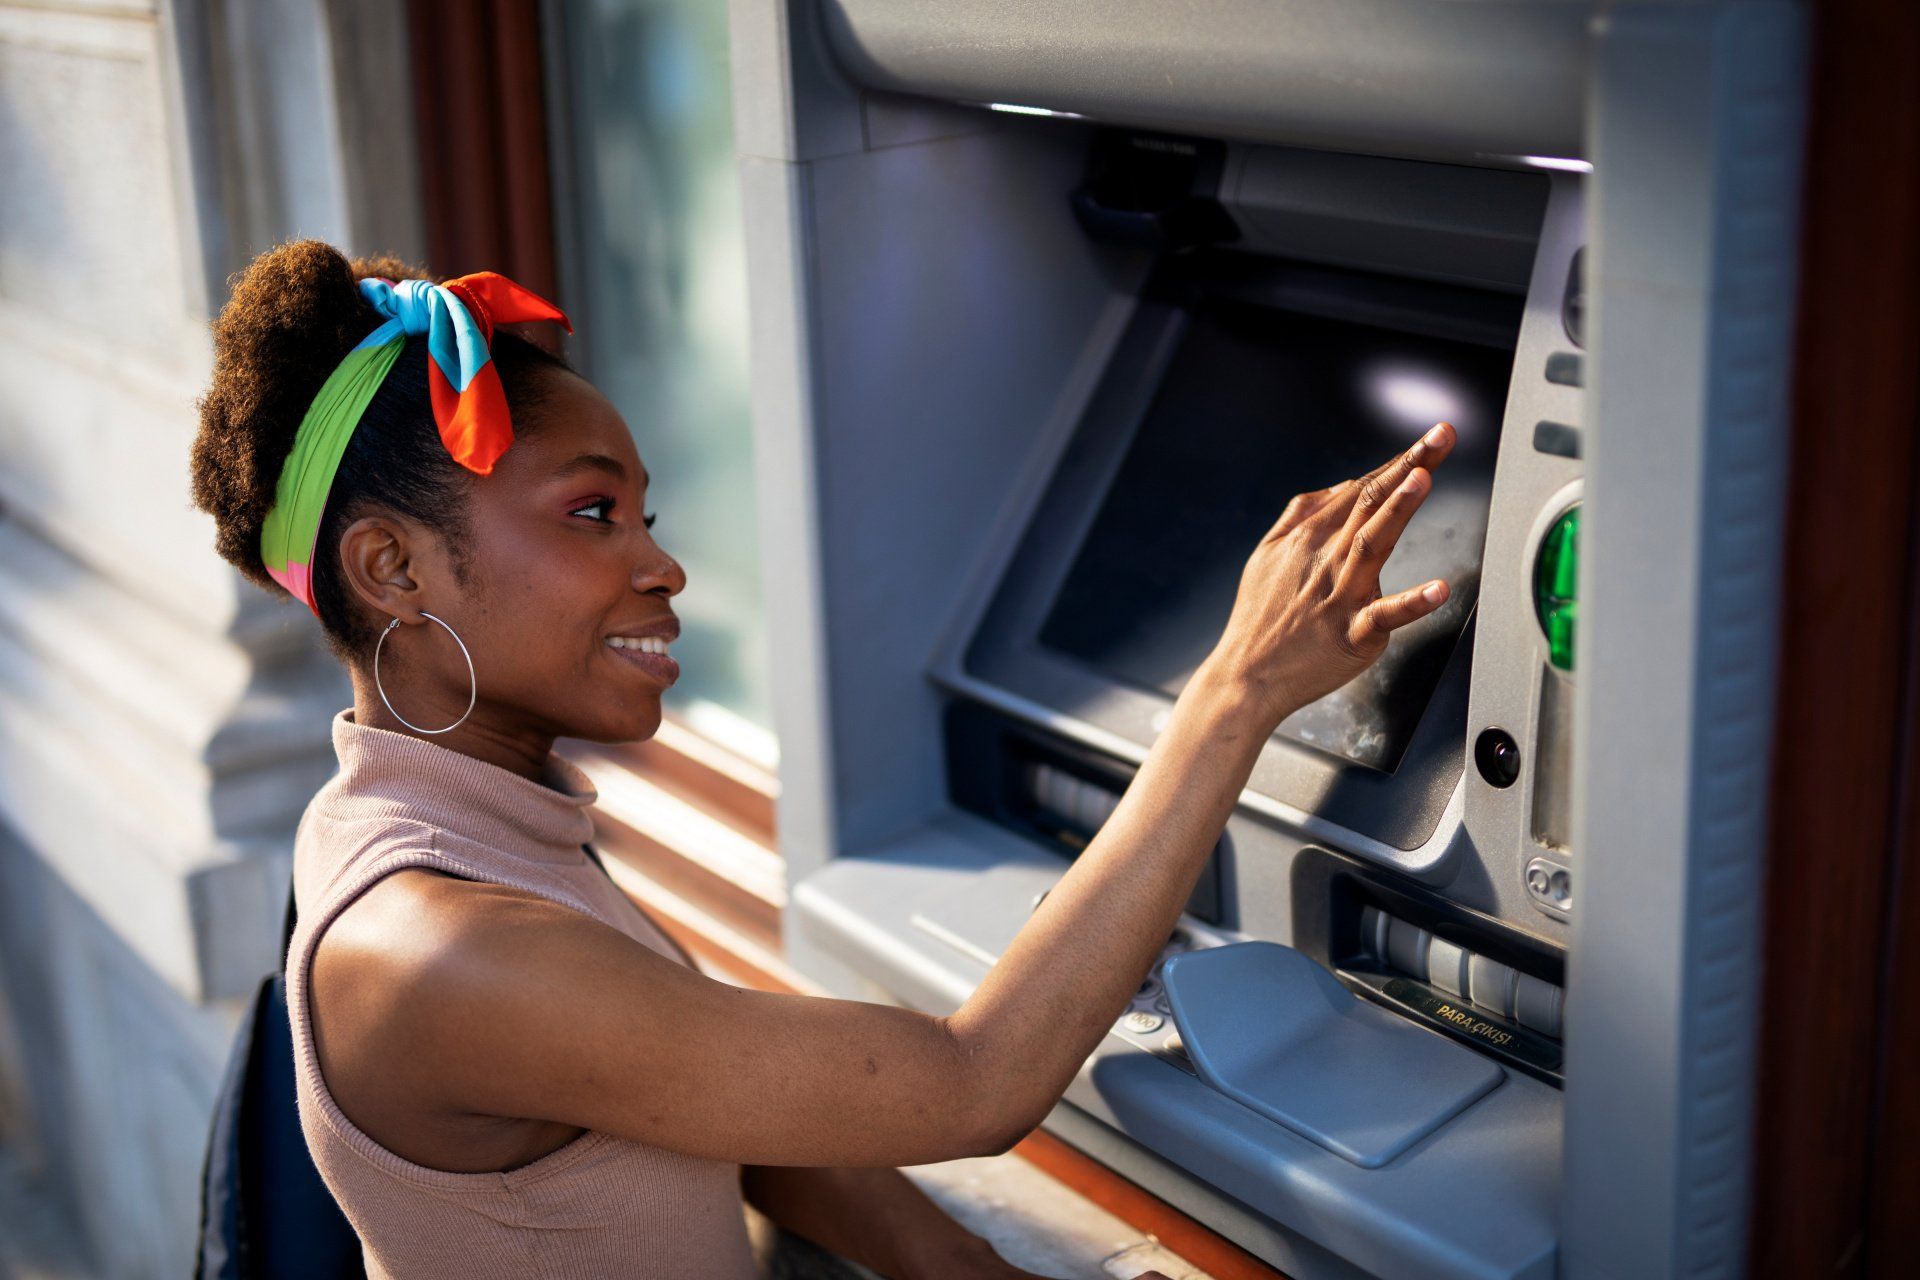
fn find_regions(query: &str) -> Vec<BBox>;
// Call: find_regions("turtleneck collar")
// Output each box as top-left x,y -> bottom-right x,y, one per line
327,709 -> 595,864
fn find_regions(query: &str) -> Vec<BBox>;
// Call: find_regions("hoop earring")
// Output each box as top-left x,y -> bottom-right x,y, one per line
372,611 -> 477,735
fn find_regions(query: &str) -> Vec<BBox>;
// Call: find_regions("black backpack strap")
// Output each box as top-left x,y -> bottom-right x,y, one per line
280,871 -> 298,974
197,860 -> 365,1280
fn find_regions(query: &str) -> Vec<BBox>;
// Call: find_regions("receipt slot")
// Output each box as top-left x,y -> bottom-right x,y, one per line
734,4 -> 1807,1277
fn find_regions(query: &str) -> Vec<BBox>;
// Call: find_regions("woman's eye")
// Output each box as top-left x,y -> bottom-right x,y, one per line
571,498 -> 615,523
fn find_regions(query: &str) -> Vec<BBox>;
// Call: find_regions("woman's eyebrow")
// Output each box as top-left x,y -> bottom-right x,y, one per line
550,452 -> 632,483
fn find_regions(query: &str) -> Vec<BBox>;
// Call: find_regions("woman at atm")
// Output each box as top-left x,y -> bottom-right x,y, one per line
189,241 -> 1457,1279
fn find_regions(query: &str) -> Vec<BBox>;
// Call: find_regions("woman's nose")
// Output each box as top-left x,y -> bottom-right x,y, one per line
634,548 -> 686,598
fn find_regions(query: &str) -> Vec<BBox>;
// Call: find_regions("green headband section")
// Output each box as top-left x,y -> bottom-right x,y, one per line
259,332 -> 407,609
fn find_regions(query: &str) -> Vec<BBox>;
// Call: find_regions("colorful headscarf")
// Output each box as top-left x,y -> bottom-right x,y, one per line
259,271 -> 571,614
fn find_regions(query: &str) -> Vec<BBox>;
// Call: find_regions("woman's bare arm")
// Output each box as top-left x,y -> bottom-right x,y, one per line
314,424 -> 1458,1170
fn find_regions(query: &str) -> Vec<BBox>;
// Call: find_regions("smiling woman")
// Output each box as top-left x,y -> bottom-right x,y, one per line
186,237 -> 1445,1280
183,239 -> 1050,1279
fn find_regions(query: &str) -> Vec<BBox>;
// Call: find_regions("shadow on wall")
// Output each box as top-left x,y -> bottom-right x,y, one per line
0,495 -> 350,1280
0,817 -> 232,1280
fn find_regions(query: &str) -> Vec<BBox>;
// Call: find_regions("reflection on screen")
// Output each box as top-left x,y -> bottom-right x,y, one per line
1038,299 -> 1510,772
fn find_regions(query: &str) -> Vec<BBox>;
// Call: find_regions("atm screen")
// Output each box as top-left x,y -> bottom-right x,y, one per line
1038,297 -> 1511,772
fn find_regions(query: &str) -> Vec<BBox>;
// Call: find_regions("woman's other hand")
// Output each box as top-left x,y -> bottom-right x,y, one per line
1199,421 -> 1458,734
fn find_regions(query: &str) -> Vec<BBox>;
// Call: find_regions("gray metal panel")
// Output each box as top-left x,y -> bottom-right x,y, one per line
1225,147 -> 1550,292
736,14 -> 1131,880
803,131 -> 1120,858
733,0 -> 869,880
1562,4 -> 1806,1278
738,152 -> 843,877
1038,1103 -> 1383,1280
1081,1050 -> 1558,1280
820,0 -> 1593,161
1458,176 -> 1586,937
731,0 -> 866,161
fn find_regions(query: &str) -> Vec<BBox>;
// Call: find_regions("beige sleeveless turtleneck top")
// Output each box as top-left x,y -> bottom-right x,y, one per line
285,710 -> 759,1280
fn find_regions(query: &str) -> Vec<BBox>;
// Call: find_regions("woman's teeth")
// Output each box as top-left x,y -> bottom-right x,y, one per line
607,636 -> 671,655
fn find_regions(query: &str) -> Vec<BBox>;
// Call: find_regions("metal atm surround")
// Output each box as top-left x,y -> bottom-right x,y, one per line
789,170 -> 1590,1280
746,4 -> 1806,1276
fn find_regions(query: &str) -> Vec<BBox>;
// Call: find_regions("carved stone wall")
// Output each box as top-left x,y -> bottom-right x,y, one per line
0,1 -> 422,1273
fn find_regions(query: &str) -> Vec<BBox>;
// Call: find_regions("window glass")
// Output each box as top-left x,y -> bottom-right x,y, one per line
552,0 -> 772,759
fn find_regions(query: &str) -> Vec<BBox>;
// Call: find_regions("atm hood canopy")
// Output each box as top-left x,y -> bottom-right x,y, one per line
819,0 -> 1592,164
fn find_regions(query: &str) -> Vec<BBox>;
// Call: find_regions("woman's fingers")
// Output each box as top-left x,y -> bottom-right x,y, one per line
1310,423 -> 1459,533
1351,579 -> 1451,649
1344,466 -> 1431,579
1268,484 -> 1341,539
1347,422 -> 1455,525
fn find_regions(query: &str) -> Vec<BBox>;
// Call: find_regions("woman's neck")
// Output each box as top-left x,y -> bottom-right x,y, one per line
348,677 -> 556,783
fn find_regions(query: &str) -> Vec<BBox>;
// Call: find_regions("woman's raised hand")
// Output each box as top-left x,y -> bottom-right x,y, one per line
1199,422 -> 1458,734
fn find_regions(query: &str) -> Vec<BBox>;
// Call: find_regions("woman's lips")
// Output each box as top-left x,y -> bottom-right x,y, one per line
605,641 -> 679,686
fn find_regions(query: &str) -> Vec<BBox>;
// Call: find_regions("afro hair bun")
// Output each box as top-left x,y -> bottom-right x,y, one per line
190,240 -> 438,594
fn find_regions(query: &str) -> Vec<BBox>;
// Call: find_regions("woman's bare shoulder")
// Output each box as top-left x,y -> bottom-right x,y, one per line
318,868 -> 580,958
311,868 -> 631,1040
306,868 -> 649,1165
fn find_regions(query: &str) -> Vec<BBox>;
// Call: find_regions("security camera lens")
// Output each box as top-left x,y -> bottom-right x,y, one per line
1475,728 -> 1522,789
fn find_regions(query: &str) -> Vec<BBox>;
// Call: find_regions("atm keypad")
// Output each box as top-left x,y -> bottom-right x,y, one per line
1111,924 -> 1218,1073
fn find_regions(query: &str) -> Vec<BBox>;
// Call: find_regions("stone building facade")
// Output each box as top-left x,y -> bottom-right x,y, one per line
0,2 -> 421,1273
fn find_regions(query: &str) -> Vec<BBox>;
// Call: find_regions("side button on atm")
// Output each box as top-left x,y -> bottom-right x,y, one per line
1545,351 -> 1584,387
1526,856 -> 1574,912
1533,420 -> 1582,459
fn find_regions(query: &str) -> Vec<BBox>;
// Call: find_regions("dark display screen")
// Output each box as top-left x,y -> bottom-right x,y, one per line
1038,298 -> 1511,772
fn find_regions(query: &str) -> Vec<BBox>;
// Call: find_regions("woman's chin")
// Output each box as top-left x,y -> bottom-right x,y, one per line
575,700 -> 664,746
554,661 -> 671,742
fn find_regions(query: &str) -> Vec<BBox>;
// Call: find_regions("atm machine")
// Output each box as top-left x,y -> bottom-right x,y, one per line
732,3 -> 1806,1277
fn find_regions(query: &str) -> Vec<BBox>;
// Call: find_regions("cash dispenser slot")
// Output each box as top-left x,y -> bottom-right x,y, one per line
1293,846 -> 1568,1084
945,701 -> 1226,925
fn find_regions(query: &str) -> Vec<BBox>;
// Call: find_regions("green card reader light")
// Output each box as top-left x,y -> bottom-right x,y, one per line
1534,504 -> 1580,671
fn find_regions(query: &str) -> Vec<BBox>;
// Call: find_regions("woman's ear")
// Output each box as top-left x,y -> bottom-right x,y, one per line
337,514 -> 425,620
